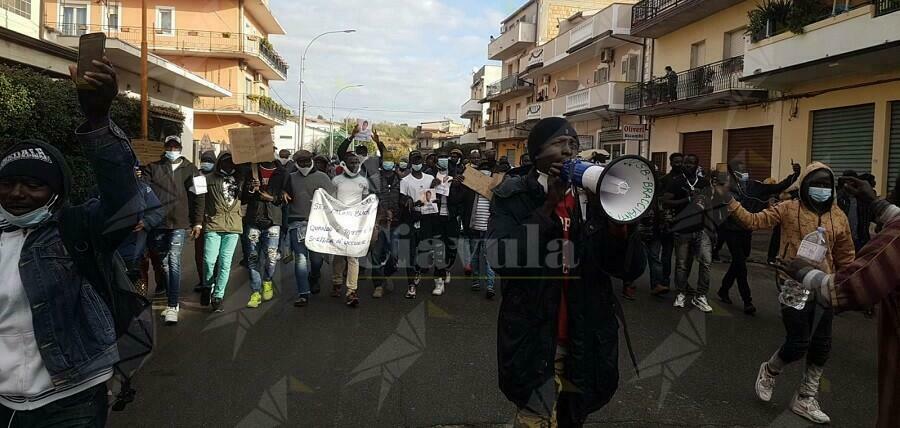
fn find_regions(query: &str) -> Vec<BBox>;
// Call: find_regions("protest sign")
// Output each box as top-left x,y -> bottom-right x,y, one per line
228,127 -> 275,165
305,189 -> 379,257
354,119 -> 373,142
461,166 -> 506,199
435,173 -> 451,196
191,175 -> 208,195
419,189 -> 438,214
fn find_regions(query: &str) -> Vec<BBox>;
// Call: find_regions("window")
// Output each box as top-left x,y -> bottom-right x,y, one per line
1,0 -> 31,19
156,6 -> 175,36
602,142 -> 626,159
104,3 -> 121,31
724,28 -> 746,59
622,54 -> 639,82
60,3 -> 89,36
690,40 -> 706,68
594,67 -> 609,84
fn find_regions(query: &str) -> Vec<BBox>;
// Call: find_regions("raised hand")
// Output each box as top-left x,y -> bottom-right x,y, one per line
69,56 -> 118,129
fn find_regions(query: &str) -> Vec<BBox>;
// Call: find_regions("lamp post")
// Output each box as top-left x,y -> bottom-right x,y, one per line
330,84 -> 363,157
297,29 -> 356,151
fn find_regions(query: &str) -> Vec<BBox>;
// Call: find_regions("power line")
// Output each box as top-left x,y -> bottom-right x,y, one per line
305,105 -> 459,115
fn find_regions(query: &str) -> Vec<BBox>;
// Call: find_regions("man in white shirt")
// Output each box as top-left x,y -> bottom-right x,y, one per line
331,154 -> 371,307
399,151 -> 441,298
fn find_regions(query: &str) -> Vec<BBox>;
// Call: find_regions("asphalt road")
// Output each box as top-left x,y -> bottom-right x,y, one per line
109,233 -> 877,427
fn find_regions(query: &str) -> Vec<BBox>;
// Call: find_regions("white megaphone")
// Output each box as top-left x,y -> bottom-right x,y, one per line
559,155 -> 657,223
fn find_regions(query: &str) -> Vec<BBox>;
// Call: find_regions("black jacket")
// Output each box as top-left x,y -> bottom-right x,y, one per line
143,156 -> 201,229
242,162 -> 287,228
487,173 -> 644,423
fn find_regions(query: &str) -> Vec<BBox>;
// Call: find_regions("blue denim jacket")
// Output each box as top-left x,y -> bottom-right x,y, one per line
15,121 -> 143,387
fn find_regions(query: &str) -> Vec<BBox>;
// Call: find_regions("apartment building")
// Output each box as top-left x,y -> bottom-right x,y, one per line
0,1 -> 229,160
460,64 -> 501,149
628,0 -> 900,193
43,0 -> 289,151
484,0 -> 629,164
415,119 -> 466,151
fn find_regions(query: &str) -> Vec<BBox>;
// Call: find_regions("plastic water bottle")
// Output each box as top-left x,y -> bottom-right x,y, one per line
779,227 -> 828,310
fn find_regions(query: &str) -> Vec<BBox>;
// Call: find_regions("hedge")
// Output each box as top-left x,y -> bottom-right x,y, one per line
0,65 -> 184,204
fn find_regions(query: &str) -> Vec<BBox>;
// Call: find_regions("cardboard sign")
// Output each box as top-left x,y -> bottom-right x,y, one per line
461,166 -> 505,199
228,127 -> 274,164
191,175 -> 208,195
435,173 -> 451,196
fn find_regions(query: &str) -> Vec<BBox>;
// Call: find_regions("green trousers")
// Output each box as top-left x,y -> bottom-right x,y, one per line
204,232 -> 240,299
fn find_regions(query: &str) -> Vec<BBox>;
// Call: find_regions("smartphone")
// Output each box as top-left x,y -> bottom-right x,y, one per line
77,33 -> 107,89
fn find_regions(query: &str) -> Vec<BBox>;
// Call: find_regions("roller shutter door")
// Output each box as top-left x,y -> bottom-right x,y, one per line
681,131 -> 712,172
888,101 -> 900,193
811,104 -> 874,175
727,126 -> 774,180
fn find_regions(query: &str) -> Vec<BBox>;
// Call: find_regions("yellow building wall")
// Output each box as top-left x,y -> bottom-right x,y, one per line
194,114 -> 247,145
651,0 -> 754,75
44,0 -> 242,33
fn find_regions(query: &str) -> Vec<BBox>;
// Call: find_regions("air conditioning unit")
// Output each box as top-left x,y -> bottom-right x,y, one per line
600,48 -> 614,63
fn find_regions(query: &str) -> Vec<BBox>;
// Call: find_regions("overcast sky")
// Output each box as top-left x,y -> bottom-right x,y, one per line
267,0 -> 518,125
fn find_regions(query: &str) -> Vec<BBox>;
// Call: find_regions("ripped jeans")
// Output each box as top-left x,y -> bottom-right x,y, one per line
244,224 -> 281,293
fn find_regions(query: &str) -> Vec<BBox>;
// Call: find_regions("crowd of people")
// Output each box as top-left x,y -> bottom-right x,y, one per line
2,58 -> 900,427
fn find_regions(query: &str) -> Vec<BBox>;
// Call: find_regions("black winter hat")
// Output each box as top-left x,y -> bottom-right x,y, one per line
0,141 -> 65,195
527,117 -> 577,159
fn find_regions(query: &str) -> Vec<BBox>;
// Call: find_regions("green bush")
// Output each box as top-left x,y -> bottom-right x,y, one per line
0,65 -> 185,203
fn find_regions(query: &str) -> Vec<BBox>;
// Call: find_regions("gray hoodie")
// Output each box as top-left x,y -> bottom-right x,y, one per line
286,169 -> 335,220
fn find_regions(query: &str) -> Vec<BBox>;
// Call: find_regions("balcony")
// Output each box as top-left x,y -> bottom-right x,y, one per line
742,2 -> 900,90
488,21 -> 536,60
460,99 -> 482,119
485,119 -> 530,141
624,56 -> 767,116
459,132 -> 479,146
563,81 -> 629,121
243,0 -> 286,35
48,24 -> 289,81
194,93 -> 288,126
630,0 -> 745,38
484,75 -> 533,102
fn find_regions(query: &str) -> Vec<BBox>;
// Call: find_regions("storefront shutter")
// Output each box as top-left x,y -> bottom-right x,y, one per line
887,101 -> 900,193
727,126 -> 774,180
681,131 -> 712,173
811,104 -> 874,175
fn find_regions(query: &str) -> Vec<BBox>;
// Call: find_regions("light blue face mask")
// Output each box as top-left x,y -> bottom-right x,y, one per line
737,172 -> 750,182
808,186 -> 833,203
164,150 -> 181,161
382,161 -> 395,171
200,162 -> 215,173
437,158 -> 449,170
399,162 -> 409,169
411,163 -> 423,172
0,194 -> 58,228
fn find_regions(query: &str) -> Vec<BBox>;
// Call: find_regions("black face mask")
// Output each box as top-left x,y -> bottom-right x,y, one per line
671,165 -> 683,174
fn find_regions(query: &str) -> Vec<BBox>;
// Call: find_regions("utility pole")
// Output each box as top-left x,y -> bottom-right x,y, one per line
140,0 -> 149,140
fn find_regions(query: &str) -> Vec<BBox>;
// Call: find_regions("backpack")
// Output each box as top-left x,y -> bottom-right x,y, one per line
58,205 -> 154,411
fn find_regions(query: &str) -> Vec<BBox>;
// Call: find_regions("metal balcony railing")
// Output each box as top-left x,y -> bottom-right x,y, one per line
631,0 -> 684,28
48,23 -> 289,77
624,56 -> 753,110
194,93 -> 288,122
875,0 -> 900,16
486,75 -> 531,98
486,119 -> 517,130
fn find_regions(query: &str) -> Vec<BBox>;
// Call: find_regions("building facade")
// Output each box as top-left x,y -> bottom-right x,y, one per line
43,0 -> 290,152
460,65 -> 501,149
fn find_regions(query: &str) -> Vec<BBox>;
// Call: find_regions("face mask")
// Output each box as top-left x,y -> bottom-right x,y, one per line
382,161 -> 395,171
808,186 -> 832,203
277,158 -> 290,165
200,162 -> 215,173
399,162 -> 409,169
164,150 -> 181,161
437,158 -> 449,170
737,172 -> 750,182
298,165 -> 314,176
341,162 -> 359,177
220,168 -> 235,176
411,163 -> 423,172
0,194 -> 58,228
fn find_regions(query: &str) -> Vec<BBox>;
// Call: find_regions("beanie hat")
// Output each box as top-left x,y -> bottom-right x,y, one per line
527,117 -> 576,159
200,150 -> 216,163
0,142 -> 65,195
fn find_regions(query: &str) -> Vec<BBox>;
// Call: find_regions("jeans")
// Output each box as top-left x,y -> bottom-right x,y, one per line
720,229 -> 753,304
244,224 -> 280,293
649,233 -> 674,287
0,384 -> 107,428
468,230 -> 495,291
674,231 -> 712,297
778,301 -> 834,367
289,221 -> 324,296
148,229 -> 187,307
644,239 -> 665,289
203,232 -> 240,299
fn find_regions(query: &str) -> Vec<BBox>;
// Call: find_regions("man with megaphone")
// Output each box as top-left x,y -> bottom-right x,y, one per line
488,117 -> 654,426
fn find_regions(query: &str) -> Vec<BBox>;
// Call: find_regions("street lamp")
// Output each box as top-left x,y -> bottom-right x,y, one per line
297,29 -> 356,151
331,84 -> 364,157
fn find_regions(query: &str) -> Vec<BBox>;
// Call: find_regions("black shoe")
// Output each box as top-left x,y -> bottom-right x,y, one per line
486,289 -> 496,300
211,297 -> 224,313
294,296 -> 309,307
744,303 -> 757,315
346,292 -> 359,308
717,288 -> 733,305
471,282 -> 481,292
200,287 -> 212,306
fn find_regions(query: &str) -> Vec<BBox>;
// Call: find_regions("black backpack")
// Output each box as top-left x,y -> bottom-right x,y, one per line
58,205 -> 154,411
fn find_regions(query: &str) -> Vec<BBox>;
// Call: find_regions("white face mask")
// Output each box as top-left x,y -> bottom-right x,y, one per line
277,158 -> 290,165
298,165 -> 314,176
341,162 -> 359,177
0,194 -> 58,228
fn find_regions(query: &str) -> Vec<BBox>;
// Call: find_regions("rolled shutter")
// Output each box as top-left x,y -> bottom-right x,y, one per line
681,131 -> 712,173
727,126 -> 774,180
888,101 -> 900,192
811,104 -> 874,175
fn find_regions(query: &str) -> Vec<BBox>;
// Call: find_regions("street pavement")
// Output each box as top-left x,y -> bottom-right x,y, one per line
109,232 -> 877,427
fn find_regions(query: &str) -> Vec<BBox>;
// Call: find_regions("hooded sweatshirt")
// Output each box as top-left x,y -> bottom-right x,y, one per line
286,169 -> 335,220
728,161 -> 855,273
193,153 -> 245,234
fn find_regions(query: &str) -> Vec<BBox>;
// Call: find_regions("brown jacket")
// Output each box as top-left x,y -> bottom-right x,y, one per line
728,162 -> 855,274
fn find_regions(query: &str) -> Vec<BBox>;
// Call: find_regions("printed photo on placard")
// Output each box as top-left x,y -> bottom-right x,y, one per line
435,172 -> 451,196
355,118 -> 373,141
418,188 -> 438,214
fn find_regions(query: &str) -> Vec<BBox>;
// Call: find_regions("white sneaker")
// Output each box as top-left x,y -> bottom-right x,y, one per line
163,305 -> 179,325
692,296 -> 713,313
755,362 -> 776,402
791,393 -> 831,424
673,293 -> 686,308
432,278 -> 445,296
444,272 -> 451,285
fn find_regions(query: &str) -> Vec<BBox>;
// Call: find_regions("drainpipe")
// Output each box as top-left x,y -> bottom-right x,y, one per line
645,38 -> 654,158
239,0 -> 245,53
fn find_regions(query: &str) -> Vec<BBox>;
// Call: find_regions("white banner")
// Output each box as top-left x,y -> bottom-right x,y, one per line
305,189 -> 379,257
